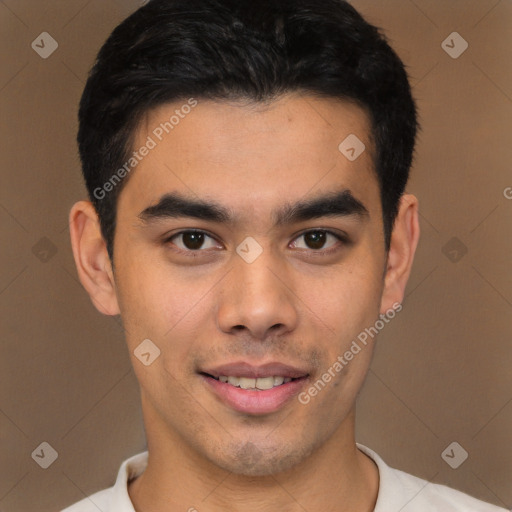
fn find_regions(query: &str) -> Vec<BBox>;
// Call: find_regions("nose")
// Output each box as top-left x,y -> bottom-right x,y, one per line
215,247 -> 299,341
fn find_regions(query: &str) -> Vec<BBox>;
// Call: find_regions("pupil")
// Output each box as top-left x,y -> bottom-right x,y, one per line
183,232 -> 204,250
305,231 -> 326,250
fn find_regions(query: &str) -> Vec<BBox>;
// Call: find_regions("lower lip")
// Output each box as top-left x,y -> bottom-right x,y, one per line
201,374 -> 308,415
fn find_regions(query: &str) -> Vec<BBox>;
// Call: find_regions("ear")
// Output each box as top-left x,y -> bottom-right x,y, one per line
68,200 -> 120,316
379,194 -> 420,314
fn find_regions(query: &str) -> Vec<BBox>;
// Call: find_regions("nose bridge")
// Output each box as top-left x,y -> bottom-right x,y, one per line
216,243 -> 298,339
235,253 -> 281,304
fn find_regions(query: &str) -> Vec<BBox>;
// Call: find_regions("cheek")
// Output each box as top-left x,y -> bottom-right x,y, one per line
115,256 -> 217,371
115,263 -> 165,334
303,257 -> 383,344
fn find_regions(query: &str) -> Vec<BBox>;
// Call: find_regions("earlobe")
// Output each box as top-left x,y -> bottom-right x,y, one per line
379,194 -> 420,315
68,200 -> 121,316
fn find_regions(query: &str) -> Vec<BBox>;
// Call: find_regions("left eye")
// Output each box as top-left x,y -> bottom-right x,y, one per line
291,230 -> 343,251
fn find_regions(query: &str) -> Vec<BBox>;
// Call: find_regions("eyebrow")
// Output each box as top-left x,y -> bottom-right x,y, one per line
137,189 -> 369,227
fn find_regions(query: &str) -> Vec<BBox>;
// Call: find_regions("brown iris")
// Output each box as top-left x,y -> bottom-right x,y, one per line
303,231 -> 326,250
182,232 -> 205,250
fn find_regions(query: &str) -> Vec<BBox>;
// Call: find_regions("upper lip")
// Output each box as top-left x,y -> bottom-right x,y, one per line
201,361 -> 309,379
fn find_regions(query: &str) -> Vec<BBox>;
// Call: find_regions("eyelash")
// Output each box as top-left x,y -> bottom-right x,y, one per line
163,229 -> 349,258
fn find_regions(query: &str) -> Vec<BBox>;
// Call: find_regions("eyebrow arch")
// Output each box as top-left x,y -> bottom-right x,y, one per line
137,189 -> 369,227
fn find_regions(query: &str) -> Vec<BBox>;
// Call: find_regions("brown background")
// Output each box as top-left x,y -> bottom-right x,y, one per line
0,1 -> 511,510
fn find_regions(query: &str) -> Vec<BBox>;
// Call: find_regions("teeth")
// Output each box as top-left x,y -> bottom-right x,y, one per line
256,376 -> 274,390
239,377 -> 256,389
216,375 -> 295,390
227,376 -> 240,386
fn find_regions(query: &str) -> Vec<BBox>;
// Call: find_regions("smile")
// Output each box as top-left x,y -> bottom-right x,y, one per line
211,375 -> 294,390
200,372 -> 309,415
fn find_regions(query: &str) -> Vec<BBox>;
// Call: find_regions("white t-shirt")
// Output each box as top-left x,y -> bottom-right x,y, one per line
61,444 -> 507,511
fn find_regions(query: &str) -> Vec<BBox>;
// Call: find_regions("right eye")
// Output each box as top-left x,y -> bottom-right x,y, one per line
164,230 -> 222,254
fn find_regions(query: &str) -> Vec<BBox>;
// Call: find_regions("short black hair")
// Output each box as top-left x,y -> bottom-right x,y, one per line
77,0 -> 418,262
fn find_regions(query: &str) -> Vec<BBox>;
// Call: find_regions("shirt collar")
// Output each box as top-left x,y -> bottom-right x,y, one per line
109,445 -> 398,511
356,443 -> 428,511
108,451 -> 148,511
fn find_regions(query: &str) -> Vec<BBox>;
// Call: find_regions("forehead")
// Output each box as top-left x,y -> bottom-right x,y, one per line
119,93 -> 379,225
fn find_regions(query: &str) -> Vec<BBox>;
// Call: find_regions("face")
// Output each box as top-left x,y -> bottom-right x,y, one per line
94,94 -> 400,476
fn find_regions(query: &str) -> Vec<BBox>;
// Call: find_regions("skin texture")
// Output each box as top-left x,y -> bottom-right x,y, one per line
69,93 -> 420,512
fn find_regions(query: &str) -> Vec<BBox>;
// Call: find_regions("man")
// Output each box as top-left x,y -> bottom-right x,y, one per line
64,0 -> 506,510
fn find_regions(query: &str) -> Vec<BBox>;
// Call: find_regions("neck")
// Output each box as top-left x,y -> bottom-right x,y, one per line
129,405 -> 379,512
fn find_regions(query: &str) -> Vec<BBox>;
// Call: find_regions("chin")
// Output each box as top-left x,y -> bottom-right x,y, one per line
207,439 -> 316,477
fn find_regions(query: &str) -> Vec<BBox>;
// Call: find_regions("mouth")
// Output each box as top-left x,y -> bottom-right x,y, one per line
201,373 -> 305,390
198,362 -> 310,415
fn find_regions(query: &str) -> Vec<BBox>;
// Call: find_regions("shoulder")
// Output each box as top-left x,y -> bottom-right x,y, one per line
390,467 -> 506,511
60,451 -> 148,512
60,488 -> 112,512
357,444 -> 507,512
